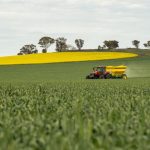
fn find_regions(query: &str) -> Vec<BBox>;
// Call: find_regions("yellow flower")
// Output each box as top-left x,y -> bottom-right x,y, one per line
0,52 -> 138,65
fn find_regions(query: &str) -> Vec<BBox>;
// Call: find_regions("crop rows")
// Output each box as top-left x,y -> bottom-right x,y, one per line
0,79 -> 150,150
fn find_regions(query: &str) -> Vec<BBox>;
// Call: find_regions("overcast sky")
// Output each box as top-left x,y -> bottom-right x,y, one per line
0,0 -> 149,56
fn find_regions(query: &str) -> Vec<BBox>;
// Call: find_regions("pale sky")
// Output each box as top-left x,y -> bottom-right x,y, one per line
0,0 -> 149,56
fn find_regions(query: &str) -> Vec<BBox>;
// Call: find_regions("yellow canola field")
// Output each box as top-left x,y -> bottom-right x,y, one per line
0,52 -> 138,65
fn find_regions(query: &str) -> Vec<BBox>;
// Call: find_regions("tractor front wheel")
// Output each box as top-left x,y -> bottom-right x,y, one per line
86,75 -> 91,79
86,74 -> 94,79
86,76 -> 89,79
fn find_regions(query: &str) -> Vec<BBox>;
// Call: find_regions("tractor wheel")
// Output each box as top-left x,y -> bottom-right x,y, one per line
122,74 -> 127,80
105,74 -> 112,79
99,75 -> 105,79
86,75 -> 94,79
86,75 -> 90,79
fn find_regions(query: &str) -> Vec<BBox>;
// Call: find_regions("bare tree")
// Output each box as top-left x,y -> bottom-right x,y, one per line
132,40 -> 140,49
18,44 -> 38,55
75,39 -> 84,50
38,36 -> 55,53
56,37 -> 67,52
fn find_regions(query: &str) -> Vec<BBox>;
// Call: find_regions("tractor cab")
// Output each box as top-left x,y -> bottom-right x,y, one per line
93,66 -> 105,73
86,66 -> 107,79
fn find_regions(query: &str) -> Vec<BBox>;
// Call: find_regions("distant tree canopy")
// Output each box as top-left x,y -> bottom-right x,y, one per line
18,35 -> 149,55
18,44 -> 38,55
38,36 -> 55,53
143,41 -> 150,49
75,39 -> 84,50
56,37 -> 67,52
103,40 -> 119,49
132,40 -> 140,49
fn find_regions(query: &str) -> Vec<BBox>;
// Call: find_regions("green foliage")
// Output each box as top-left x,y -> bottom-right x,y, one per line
0,50 -> 150,149
0,80 -> 150,150
42,49 -> 47,53
143,41 -> 150,49
38,37 -> 55,53
56,37 -> 67,52
19,44 -> 38,55
103,40 -> 119,49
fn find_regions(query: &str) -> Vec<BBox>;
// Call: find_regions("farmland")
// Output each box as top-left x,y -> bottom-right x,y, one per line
0,54 -> 149,82
0,79 -> 150,150
0,52 -> 137,65
0,50 -> 150,150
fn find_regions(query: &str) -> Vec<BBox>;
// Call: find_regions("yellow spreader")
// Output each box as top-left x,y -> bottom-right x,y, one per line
86,65 -> 128,79
106,66 -> 127,79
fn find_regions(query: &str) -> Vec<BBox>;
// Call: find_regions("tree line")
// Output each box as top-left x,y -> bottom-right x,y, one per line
18,37 -> 150,55
98,40 -> 150,50
18,37 -> 84,55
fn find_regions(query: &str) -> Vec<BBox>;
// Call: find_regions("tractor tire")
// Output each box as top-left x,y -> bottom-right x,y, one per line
99,75 -> 105,79
122,74 -> 127,80
105,74 -> 112,79
86,75 -> 90,79
86,75 -> 94,79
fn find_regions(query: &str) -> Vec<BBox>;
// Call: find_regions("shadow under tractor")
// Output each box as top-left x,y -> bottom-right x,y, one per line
86,65 -> 127,79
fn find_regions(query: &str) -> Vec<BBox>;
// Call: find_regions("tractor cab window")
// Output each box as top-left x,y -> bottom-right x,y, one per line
98,67 -> 105,72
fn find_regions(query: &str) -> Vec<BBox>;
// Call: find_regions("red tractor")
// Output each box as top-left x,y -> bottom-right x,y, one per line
86,66 -> 127,79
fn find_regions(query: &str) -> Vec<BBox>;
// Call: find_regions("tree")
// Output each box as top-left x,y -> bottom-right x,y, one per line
143,41 -> 150,49
143,43 -> 148,48
75,39 -> 84,50
56,37 -> 67,52
38,36 -> 55,53
103,40 -> 119,49
19,44 -> 38,55
132,40 -> 140,49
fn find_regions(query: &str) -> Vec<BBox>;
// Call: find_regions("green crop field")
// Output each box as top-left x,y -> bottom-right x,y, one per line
0,50 -> 150,150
